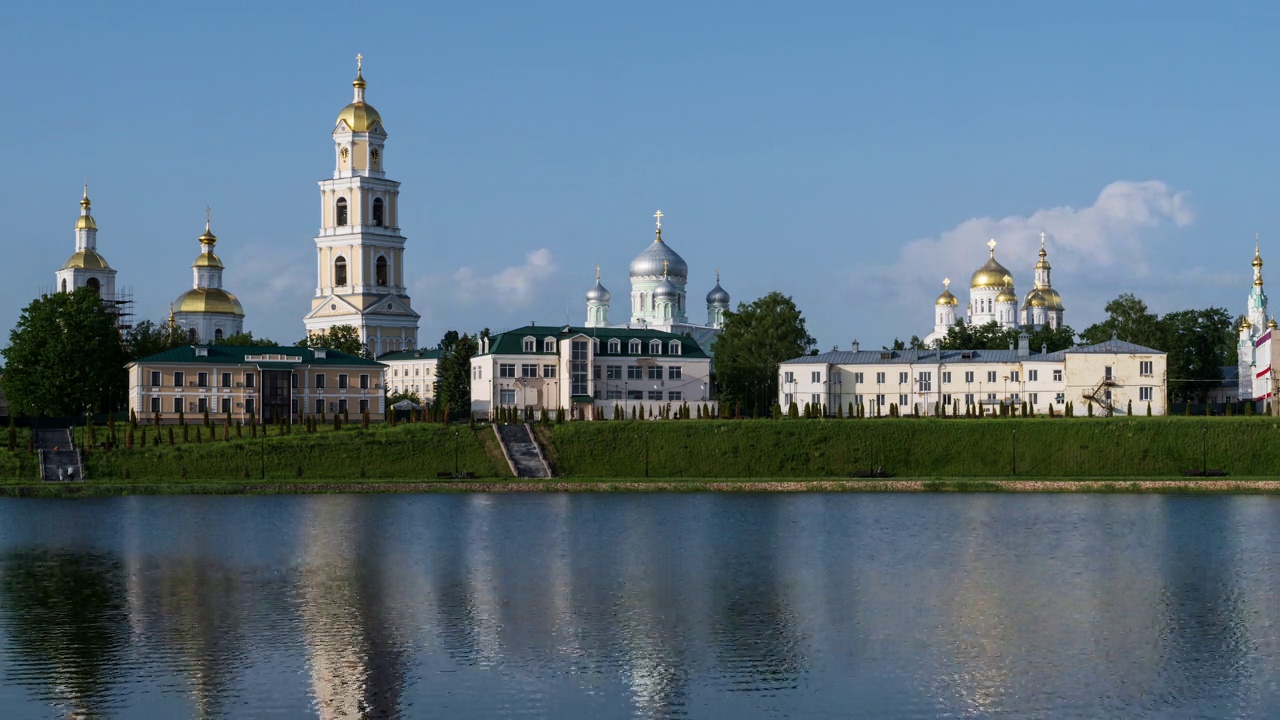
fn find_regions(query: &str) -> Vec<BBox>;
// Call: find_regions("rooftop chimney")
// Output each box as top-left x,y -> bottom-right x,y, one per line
851,340 -> 860,353
1017,332 -> 1030,357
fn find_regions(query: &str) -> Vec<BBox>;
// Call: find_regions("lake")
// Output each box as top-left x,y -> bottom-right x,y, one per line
0,493 -> 1277,718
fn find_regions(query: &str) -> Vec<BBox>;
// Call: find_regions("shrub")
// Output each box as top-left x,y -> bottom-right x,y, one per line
1146,401 -> 1152,416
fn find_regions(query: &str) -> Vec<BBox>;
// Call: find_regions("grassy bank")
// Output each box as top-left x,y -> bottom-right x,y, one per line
540,417 -> 1280,479
0,423 -> 511,483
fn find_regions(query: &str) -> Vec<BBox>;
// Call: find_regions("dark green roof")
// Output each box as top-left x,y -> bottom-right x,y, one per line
377,347 -> 442,361
129,345 -> 383,367
481,325 -> 709,359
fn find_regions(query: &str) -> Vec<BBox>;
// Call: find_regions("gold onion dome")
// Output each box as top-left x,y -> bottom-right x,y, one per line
173,288 -> 244,317
996,286 -> 1018,303
1270,317 -> 1278,330
935,279 -> 959,306
1027,290 -> 1047,308
970,240 -> 1014,289
337,56 -> 382,133
75,186 -> 97,230
1242,318 -> 1254,330
1024,286 -> 1065,311
60,250 -> 109,271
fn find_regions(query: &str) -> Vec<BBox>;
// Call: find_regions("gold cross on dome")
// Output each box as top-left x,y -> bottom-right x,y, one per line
944,277 -> 950,289
654,210 -> 663,229
1040,231 -> 1047,247
987,238 -> 997,254
205,205 -> 211,224
356,53 -> 362,73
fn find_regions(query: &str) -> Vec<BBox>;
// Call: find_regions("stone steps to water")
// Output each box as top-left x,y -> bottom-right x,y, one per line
494,424 -> 552,478
34,428 -> 84,482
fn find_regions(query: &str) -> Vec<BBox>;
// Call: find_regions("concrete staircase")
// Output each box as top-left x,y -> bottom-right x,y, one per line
494,424 -> 552,478
34,428 -> 84,482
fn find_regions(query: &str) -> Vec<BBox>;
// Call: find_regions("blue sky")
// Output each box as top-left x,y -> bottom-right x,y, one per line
6,2 -> 1278,350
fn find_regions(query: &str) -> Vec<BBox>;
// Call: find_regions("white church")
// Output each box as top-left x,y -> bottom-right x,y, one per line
585,211 -> 731,354
924,234 -> 1067,346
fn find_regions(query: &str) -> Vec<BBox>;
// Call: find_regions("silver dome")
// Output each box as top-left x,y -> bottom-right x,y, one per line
653,275 -> 680,300
629,232 -> 689,278
586,279 -> 611,303
706,282 -> 729,306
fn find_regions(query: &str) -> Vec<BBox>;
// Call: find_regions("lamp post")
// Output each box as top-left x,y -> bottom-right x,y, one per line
1011,428 -> 1016,476
644,428 -> 650,477
1202,425 -> 1207,476
454,429 -> 459,477
260,414 -> 265,479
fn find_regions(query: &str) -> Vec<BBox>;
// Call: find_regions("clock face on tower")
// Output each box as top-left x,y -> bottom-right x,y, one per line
371,148 -> 380,161
340,147 -> 349,159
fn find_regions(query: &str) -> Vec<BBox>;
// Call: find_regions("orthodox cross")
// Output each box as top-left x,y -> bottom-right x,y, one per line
716,267 -> 721,283
987,238 -> 997,254
205,205 -> 211,228
357,53 -> 363,73
1040,231 -> 1047,248
944,277 -> 950,290
654,210 -> 663,229
595,263 -> 600,282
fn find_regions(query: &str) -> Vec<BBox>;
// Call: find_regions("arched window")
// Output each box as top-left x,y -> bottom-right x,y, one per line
650,340 -> 662,355
214,328 -> 223,341
336,198 -> 348,226
376,256 -> 388,286
60,279 -> 67,293
669,340 -> 681,355
86,277 -> 100,295
373,198 -> 384,227
608,339 -> 620,354
544,338 -> 557,353
334,256 -> 348,286
188,328 -> 198,343
629,339 -> 641,355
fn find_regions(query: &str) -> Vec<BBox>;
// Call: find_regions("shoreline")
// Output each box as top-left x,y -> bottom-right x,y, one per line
5,478 -> 1280,497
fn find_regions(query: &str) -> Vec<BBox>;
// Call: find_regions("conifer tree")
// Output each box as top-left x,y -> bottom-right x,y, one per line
1146,401 -> 1152,416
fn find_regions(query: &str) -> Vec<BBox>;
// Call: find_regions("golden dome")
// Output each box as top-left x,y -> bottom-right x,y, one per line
1253,247 -> 1263,269
75,214 -> 97,231
1027,290 -> 1047,308
337,101 -> 382,133
1024,286 -> 1065,311
173,288 -> 244,317
996,288 -> 1018,303
1242,318 -> 1254,330
193,252 -> 224,269
935,278 -> 958,306
971,241 -> 1015,289
60,250 -> 109,270
1269,317 -> 1278,330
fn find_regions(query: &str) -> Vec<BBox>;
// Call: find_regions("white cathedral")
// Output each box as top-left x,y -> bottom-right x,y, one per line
302,56 -> 420,356
1237,238 -> 1274,400
923,234 -> 1067,346
584,211 -> 731,353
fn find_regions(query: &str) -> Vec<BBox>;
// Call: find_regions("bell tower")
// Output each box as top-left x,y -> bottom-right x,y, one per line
304,55 -> 420,357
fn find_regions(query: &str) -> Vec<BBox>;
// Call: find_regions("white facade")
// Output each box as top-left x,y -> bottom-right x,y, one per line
378,348 -> 441,405
56,187 -> 118,300
780,336 -> 1167,416
470,325 -> 714,420
1237,238 -> 1272,401
303,58 -> 421,357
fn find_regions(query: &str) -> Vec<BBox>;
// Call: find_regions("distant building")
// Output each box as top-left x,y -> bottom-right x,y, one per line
127,345 -> 385,424
55,186 -> 133,330
378,348 -> 441,406
1237,236 -> 1275,405
779,334 -> 1167,416
470,325 -> 713,419
171,214 -> 245,343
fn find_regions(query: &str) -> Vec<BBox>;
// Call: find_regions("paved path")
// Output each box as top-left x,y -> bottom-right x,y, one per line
494,424 -> 551,478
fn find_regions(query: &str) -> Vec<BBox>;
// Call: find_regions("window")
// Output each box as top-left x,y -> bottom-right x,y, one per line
61,279 -> 67,293
608,339 -> 620,354
964,371 -> 974,383
987,371 -> 997,383
1010,371 -> 1020,382
214,328 -> 223,341
315,373 -> 326,389
853,394 -> 863,406
899,394 -> 909,407
1010,393 -> 1020,402
338,374 -> 348,389
965,393 -> 974,405
629,339 -> 641,354
784,371 -> 795,383
221,372 -> 232,388
373,198 -> 384,227
1055,393 -> 1065,404
499,364 -> 515,378
811,371 -> 822,383
1140,386 -> 1153,401
571,340 -> 589,396
338,399 -> 348,414
594,365 -> 601,380
245,372 -> 256,388
334,256 -> 348,286
521,364 -> 538,378
876,372 -> 886,384
335,198 -> 348,226
987,393 -> 997,403
221,398 -> 231,414
1140,360 -> 1153,376
360,374 -> 369,389
292,398 -> 300,414
669,341 -> 681,355
315,399 -> 325,414
593,338 -> 600,354
544,337 -> 557,353
1053,369 -> 1063,382
174,371 -> 185,387
943,394 -> 952,406
359,398 -> 369,413
627,390 -> 643,400
1105,366 -> 1113,380
669,391 -> 682,401
150,371 -> 161,387
607,366 -> 622,379
784,393 -> 793,406
87,277 -> 100,295
523,337 -> 535,352
648,390 -> 663,400
150,397 -> 160,413
646,340 -> 659,356
898,372 -> 909,384
173,397 -> 183,413
876,394 -> 885,408
918,372 -> 931,392
668,366 -> 682,380
648,366 -> 663,380
375,256 -> 388,286
1029,393 -> 1038,405
1028,369 -> 1038,382
942,371 -> 951,384
853,372 -> 864,383
606,389 -> 623,400
245,398 -> 255,415
292,374 -> 299,389
628,366 -> 643,380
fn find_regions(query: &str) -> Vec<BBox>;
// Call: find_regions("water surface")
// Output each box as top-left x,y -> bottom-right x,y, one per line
0,493 -> 1276,718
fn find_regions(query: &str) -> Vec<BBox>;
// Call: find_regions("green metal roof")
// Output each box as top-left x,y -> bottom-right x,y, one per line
377,347 -> 442,362
128,345 -> 383,367
481,325 -> 709,359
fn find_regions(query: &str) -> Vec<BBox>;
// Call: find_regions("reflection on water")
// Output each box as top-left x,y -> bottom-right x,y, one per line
0,494 -> 1279,718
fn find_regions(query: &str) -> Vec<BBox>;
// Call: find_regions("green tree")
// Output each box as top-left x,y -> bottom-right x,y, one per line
2,288 -> 128,416
1159,307 -> 1234,403
214,331 -> 278,347
1023,324 -> 1078,353
122,319 -> 188,361
298,324 -> 368,358
1080,293 -> 1161,347
939,319 -> 1019,350
713,291 -> 816,416
436,330 -> 479,421
386,389 -> 422,407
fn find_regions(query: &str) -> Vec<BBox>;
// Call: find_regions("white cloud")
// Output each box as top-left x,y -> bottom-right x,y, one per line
438,248 -> 558,307
854,180 -> 1194,335
222,243 -> 314,343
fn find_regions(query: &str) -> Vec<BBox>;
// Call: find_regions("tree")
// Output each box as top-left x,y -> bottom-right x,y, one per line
298,324 -> 368,358
2,288 -> 129,416
436,330 -> 479,421
215,331 -> 278,347
123,319 -> 188,361
713,292 -> 816,416
939,319 -> 1019,350
386,389 -> 422,407
1080,293 -> 1161,347
1023,324 -> 1078,353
